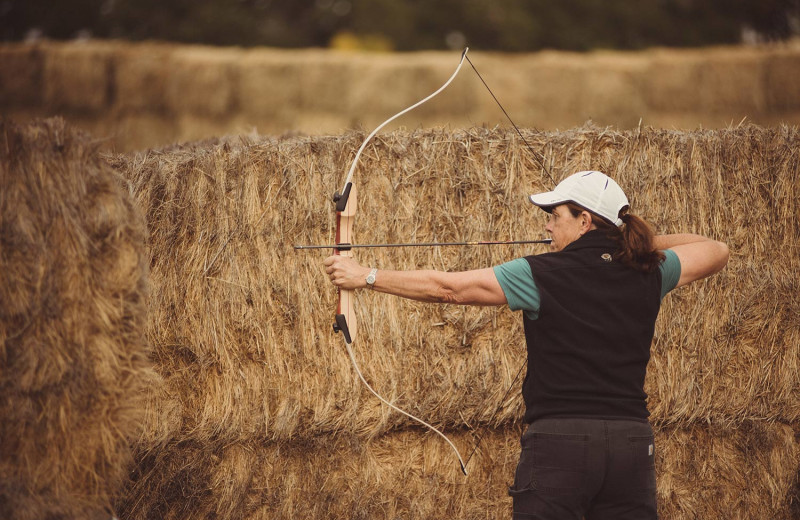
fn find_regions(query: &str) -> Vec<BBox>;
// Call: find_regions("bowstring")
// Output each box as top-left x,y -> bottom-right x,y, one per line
460,51 -> 555,472
464,53 -> 556,187
462,358 -> 527,470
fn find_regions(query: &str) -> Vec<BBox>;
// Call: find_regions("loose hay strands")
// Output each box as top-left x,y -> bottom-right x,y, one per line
0,118 -> 156,519
110,128 -> 550,447
657,422 -> 800,520
107,124 -> 800,519
119,427 -> 523,520
118,422 -> 797,520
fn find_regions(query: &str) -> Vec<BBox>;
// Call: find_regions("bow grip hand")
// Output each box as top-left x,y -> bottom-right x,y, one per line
324,255 -> 369,290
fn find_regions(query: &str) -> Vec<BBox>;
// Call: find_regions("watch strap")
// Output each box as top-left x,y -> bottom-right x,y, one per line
366,268 -> 378,289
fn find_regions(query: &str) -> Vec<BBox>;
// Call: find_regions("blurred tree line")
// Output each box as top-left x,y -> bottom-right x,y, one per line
2,0 -> 798,51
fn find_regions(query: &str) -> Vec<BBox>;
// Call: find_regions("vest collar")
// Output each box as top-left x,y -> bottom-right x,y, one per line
561,229 -> 616,252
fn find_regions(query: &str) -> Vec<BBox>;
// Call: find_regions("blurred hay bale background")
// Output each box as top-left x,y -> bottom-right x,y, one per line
101,124 -> 799,519
2,40 -> 800,152
0,118 -> 156,518
0,44 -> 44,108
43,41 -> 121,112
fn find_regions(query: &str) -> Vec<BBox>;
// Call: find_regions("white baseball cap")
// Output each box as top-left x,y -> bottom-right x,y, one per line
529,170 -> 629,227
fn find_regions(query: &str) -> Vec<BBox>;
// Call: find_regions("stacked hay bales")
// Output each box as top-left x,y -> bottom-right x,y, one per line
107,124 -> 799,519
0,118 -> 155,519
4,40 -> 800,151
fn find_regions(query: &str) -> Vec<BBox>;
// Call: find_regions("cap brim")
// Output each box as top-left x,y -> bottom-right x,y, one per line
529,192 -> 569,211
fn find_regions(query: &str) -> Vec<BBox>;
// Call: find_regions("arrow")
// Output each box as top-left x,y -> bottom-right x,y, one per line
295,239 -> 552,250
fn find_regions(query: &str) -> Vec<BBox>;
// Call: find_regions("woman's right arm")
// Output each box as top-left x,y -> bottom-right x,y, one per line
654,234 -> 730,288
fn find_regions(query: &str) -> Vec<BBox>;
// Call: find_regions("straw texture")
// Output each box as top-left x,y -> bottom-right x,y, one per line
102,124 -> 799,519
0,118 -> 156,518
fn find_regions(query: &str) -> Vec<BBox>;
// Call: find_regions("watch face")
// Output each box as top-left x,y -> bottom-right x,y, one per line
366,275 -> 375,284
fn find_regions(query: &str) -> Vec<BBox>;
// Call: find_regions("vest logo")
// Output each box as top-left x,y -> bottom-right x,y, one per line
601,253 -> 612,262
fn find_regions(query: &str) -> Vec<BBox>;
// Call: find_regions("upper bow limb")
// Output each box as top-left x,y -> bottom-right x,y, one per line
324,255 -> 508,306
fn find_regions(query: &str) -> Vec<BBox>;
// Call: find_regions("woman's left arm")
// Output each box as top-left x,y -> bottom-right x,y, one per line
324,255 -> 507,306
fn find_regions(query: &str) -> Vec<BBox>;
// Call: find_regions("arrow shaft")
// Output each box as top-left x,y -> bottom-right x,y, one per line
295,239 -> 551,250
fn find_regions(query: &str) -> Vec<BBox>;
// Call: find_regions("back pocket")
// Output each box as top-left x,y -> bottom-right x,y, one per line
513,432 -> 588,493
628,435 -> 656,490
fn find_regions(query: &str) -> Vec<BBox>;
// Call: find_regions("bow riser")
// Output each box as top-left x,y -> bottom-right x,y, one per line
333,182 -> 357,344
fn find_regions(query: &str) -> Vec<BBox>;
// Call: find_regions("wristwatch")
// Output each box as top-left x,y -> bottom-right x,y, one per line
365,268 -> 378,289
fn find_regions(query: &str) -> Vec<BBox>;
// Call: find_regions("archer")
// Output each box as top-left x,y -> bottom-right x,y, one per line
325,170 -> 729,520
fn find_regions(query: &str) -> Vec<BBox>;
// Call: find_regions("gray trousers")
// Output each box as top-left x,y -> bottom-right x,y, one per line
509,417 -> 658,520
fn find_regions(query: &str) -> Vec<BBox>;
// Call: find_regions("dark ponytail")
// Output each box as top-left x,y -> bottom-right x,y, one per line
614,212 -> 664,272
566,203 -> 665,273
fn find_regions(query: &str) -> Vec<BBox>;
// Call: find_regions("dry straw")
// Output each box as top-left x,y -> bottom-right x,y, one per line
118,423 -> 797,520
0,118 -> 156,519
103,123 -> 800,519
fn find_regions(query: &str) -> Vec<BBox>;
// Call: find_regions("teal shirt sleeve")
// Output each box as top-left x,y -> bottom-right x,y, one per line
659,249 -> 681,299
493,258 -> 541,320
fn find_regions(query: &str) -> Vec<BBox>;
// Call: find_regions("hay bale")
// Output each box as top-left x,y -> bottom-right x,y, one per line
696,49 -> 766,113
8,40 -> 800,151
237,49 -> 478,135
657,422 -> 799,520
43,41 -> 119,111
111,113 -> 182,153
0,118 -> 155,519
581,52 -> 649,126
115,422 -> 797,520
165,46 -> 239,118
107,125 -> 800,443
116,427 -> 522,520
108,125 -> 800,518
498,51 -> 651,129
764,50 -> 800,112
238,50 -> 351,119
114,43 -> 176,112
468,51 -> 589,130
237,51 -> 301,128
0,43 -> 44,108
110,129 -> 543,447
648,261 -> 800,426
466,50 -> 649,130
643,47 -> 766,116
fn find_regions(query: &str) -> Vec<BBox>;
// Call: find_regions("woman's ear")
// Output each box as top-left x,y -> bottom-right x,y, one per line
580,210 -> 594,233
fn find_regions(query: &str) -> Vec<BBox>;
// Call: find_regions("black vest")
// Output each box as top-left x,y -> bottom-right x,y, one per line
522,230 -> 663,423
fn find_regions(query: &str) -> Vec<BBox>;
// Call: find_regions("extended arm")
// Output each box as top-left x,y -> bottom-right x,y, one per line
654,233 -> 729,288
324,255 -> 507,306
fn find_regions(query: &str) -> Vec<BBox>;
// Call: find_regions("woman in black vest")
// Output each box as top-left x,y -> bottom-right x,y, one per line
325,170 -> 729,520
